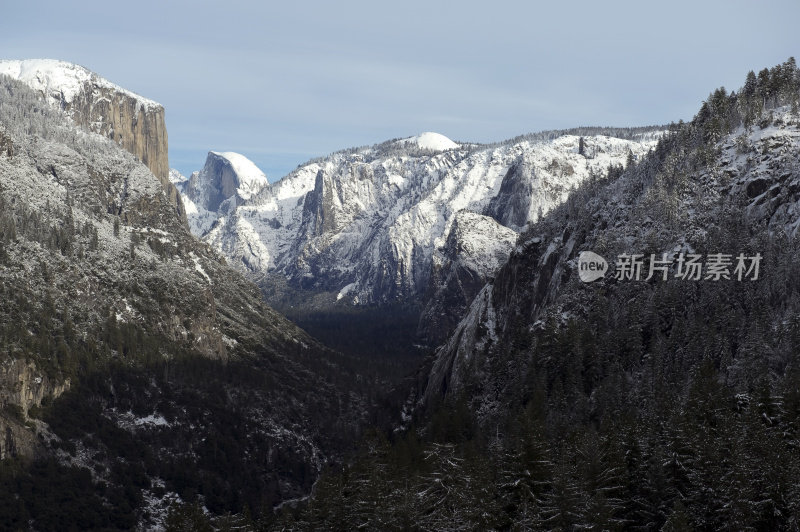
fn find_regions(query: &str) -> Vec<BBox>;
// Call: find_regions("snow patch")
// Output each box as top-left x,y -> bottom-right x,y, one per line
337,282 -> 357,301
222,335 -> 238,348
112,409 -> 172,431
0,59 -> 161,110
190,254 -> 211,283
135,414 -> 170,427
399,132 -> 459,152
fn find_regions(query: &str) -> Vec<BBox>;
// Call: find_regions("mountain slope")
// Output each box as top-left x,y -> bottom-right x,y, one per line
282,58 -> 800,531
410,60 -> 800,528
0,59 -> 185,222
424,87 -> 800,416
183,129 -> 661,355
0,72 -> 366,529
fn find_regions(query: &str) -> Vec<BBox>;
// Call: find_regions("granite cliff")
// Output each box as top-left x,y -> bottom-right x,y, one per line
0,59 -> 185,222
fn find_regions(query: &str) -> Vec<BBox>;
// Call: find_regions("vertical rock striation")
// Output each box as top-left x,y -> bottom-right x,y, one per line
0,59 -> 185,223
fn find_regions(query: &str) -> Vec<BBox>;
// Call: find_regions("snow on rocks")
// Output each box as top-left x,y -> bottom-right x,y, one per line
0,59 -> 161,110
398,132 -> 459,152
184,130 -> 660,305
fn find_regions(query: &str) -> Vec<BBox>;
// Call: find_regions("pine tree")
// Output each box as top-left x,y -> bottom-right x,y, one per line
741,70 -> 758,127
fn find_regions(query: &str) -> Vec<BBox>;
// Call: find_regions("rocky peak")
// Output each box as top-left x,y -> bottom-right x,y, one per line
440,211 -> 519,278
0,59 -> 184,222
183,151 -> 268,213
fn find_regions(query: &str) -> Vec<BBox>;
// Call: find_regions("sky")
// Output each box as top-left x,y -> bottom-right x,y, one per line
1,0 -> 798,182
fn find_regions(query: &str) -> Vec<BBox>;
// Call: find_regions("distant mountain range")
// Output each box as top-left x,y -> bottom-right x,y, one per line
174,123 -> 662,348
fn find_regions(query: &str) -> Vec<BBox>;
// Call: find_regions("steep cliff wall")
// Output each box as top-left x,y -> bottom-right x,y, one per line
0,359 -> 70,417
0,359 -> 69,459
418,211 -> 517,346
0,416 -> 44,460
0,59 -> 185,222
68,86 -> 169,179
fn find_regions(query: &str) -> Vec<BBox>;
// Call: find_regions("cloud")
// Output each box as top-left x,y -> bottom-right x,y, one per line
2,0 -> 799,179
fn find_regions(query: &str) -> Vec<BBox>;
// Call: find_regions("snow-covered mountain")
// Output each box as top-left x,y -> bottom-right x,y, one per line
0,59 -> 184,221
423,103 -> 800,413
0,69 -> 367,528
183,130 -> 662,327
0,59 -> 160,112
176,151 -> 269,235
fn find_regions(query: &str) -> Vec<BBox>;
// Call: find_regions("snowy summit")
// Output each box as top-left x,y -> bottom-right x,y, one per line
0,59 -> 161,110
399,132 -> 459,152
209,151 -> 268,200
176,150 -> 270,236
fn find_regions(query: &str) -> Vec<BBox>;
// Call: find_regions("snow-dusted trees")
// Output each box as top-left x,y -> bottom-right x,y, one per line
277,58 -> 800,530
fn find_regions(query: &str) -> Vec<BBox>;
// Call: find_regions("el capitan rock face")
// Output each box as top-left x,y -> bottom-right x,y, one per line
0,59 -> 184,222
66,82 -> 168,181
0,72 -> 368,524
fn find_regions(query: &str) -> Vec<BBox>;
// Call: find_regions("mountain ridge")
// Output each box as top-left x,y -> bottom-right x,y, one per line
0,59 -> 184,222
180,128 -> 662,354
0,68 -> 369,529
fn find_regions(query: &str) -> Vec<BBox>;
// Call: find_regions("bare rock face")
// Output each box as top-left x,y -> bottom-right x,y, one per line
485,161 -> 535,230
0,360 -> 69,459
0,359 -> 70,417
419,211 -> 518,347
0,59 -> 185,223
0,416 -> 44,460
67,86 -> 168,182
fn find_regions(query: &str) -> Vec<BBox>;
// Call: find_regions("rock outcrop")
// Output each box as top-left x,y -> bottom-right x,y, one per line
419,211 -> 517,346
0,359 -> 70,417
178,151 -> 269,234
184,151 -> 268,211
0,415 -> 44,460
0,59 -> 185,222
0,360 -> 69,459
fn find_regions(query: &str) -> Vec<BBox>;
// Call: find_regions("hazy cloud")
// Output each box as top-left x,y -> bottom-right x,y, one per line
2,0 -> 798,180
